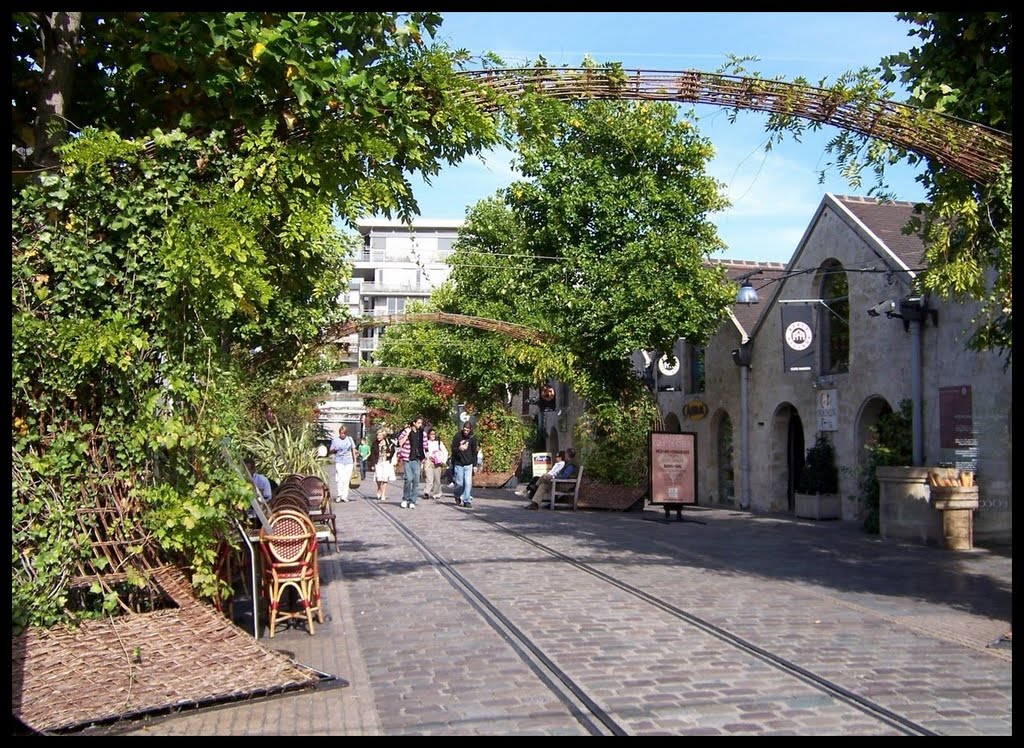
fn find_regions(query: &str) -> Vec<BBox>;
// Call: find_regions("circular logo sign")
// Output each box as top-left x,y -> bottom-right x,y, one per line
784,321 -> 813,351
683,400 -> 709,421
459,411 -> 471,423
658,355 -> 680,377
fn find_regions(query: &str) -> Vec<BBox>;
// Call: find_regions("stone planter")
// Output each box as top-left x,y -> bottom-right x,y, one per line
794,492 -> 842,520
877,466 -> 941,546
930,485 -> 980,551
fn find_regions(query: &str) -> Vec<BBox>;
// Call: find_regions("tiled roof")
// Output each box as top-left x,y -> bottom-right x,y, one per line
832,194 -> 928,270
708,259 -> 789,338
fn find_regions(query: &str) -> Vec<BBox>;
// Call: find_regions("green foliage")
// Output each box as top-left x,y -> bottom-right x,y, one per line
852,400 -> 914,534
238,421 -> 329,484
796,433 -> 839,495
574,389 -> 660,486
474,406 -> 531,475
444,91 -> 734,402
10,12 -> 502,628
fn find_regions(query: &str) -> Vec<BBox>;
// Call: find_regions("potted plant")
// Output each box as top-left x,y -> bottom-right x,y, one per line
794,432 -> 841,520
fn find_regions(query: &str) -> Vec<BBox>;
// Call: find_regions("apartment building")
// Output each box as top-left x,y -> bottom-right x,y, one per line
317,219 -> 462,439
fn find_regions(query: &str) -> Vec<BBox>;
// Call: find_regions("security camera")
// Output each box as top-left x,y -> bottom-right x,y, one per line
867,299 -> 896,318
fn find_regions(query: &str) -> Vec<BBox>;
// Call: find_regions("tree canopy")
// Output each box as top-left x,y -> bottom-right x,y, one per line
11,12 -> 502,629
441,91 -> 735,402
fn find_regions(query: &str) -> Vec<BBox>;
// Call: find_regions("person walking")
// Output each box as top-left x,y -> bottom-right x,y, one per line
328,425 -> 358,503
527,447 -> 577,509
424,428 -> 448,500
397,416 -> 427,509
371,428 -> 396,501
451,422 -> 479,508
357,437 -> 371,481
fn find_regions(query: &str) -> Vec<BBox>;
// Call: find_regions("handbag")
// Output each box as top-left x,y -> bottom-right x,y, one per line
349,469 -> 361,488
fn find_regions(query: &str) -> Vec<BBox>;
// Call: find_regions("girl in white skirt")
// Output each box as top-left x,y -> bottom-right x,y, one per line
372,428 -> 397,500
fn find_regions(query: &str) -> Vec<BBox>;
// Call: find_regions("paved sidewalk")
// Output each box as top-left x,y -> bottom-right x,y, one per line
113,478 -> 1012,736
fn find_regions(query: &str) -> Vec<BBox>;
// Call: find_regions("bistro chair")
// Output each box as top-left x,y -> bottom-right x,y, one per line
269,492 -> 310,516
299,475 -> 337,548
259,509 -> 321,637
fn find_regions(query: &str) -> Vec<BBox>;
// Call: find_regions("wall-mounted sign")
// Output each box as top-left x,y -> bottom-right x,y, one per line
649,431 -> 697,505
817,389 -> 838,432
683,399 -> 709,421
939,385 -> 977,473
657,354 -> 680,377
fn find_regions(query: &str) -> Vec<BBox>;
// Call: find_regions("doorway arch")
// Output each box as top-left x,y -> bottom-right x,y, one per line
663,412 -> 682,433
714,410 -> 735,506
770,403 -> 803,513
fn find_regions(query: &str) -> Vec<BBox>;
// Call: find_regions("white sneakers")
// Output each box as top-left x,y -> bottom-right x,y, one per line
400,500 -> 408,508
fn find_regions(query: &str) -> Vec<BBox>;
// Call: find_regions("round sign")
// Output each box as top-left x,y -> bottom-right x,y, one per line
784,321 -> 813,351
459,411 -> 471,423
683,400 -> 709,421
658,355 -> 680,377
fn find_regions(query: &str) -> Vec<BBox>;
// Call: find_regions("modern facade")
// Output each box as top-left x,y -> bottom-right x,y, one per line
316,219 -> 462,439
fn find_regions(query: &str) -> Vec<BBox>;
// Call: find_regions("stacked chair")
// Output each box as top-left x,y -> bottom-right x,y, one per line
253,472 -> 337,637
258,509 -> 322,637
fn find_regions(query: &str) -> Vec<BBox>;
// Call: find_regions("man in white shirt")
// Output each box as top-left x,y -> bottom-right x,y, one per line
243,458 -> 272,501
520,450 -> 565,499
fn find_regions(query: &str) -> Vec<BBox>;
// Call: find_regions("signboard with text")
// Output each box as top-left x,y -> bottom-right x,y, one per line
817,389 -> 838,432
939,385 -> 977,473
781,305 -> 815,372
531,452 -> 553,478
649,432 -> 697,505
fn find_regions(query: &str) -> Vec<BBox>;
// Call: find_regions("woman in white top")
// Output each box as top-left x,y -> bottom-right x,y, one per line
372,428 -> 397,501
424,428 -> 448,500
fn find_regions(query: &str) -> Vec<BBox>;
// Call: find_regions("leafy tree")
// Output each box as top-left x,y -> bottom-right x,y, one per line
444,86 -> 735,403
11,12 -> 502,628
879,13 -> 1011,362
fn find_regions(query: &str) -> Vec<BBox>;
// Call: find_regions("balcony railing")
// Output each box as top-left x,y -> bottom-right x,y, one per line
358,282 -> 434,295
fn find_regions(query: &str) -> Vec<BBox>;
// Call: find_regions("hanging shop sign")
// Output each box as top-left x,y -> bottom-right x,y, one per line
781,305 -> 815,372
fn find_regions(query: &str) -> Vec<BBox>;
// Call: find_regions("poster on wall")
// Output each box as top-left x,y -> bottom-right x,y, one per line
649,432 -> 697,505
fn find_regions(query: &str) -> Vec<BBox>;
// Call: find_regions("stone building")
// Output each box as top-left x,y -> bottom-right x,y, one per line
654,194 -> 1011,544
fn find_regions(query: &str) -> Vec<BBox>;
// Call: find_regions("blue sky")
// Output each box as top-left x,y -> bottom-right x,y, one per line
404,11 -> 929,264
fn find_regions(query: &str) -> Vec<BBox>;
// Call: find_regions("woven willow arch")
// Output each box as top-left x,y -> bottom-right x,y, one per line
459,67 -> 1011,185
291,366 -> 457,389
323,312 -> 552,346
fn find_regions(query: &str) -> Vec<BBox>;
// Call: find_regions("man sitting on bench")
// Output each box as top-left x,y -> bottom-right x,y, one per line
522,450 -> 565,501
526,448 -> 577,510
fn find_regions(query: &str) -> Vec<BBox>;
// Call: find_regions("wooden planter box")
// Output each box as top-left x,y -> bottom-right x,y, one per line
473,471 -> 514,488
577,482 -> 646,511
794,492 -> 842,520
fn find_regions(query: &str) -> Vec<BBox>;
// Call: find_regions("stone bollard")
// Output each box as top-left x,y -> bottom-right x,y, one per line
929,485 -> 980,551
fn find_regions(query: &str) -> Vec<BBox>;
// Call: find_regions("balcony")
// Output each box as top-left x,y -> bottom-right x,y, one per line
359,282 -> 434,296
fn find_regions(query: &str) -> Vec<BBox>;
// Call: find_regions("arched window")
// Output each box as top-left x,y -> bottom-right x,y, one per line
818,261 -> 849,374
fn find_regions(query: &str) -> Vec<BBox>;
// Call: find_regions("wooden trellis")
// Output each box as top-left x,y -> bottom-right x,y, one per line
290,366 -> 458,389
323,312 -> 551,346
458,67 -> 1011,186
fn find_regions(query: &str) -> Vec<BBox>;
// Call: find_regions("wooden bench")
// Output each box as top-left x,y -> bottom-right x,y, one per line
549,466 -> 584,511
